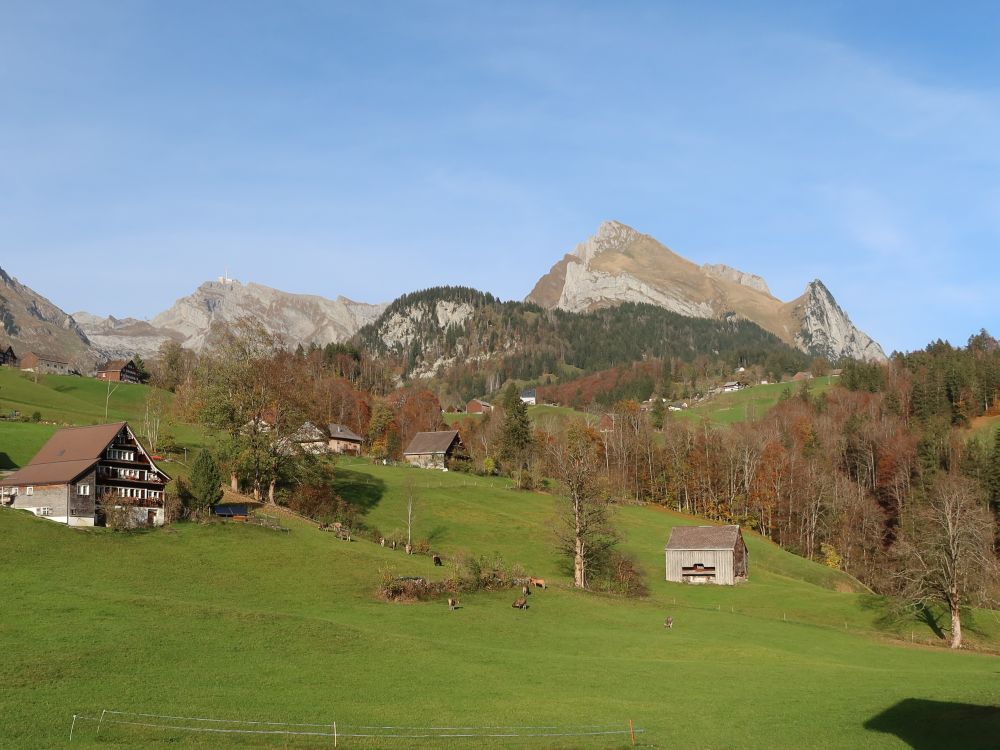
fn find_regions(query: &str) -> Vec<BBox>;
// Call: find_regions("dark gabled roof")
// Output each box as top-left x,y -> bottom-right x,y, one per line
0,422 -> 126,486
97,358 -> 134,372
327,423 -> 363,442
665,525 -> 744,551
403,430 -> 460,456
24,351 -> 69,365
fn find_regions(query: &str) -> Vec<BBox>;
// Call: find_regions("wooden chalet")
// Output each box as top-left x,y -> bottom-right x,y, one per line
328,423 -> 363,455
665,525 -> 748,586
520,388 -> 537,406
96,358 -> 142,384
20,351 -> 70,375
403,430 -> 467,470
0,422 -> 170,527
0,345 -> 17,367
467,398 -> 493,414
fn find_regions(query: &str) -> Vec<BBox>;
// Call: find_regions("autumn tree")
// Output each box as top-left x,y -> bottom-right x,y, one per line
894,473 -> 999,649
547,424 -> 618,589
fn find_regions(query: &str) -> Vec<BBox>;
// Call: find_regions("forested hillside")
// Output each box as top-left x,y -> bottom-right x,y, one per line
354,286 -> 811,402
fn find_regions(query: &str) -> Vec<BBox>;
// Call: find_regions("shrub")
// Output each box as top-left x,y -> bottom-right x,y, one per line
31,411 -> 41,423
590,551 -> 649,598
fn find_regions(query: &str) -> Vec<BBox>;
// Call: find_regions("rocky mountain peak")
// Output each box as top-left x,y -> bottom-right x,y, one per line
791,280 -> 886,362
572,220 -> 644,263
527,224 -> 887,362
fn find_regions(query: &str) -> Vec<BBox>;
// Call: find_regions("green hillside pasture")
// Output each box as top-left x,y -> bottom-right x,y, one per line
0,368 -> 210,475
2,465 -> 999,749
0,421 -> 58,470
674,376 -> 836,425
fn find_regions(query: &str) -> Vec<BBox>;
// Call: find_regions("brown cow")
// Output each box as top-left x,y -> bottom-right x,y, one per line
433,554 -> 442,566
529,577 -> 547,590
521,585 -> 531,597
448,598 -> 459,611
512,597 -> 528,610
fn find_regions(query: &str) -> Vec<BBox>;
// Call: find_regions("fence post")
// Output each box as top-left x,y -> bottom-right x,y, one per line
69,714 -> 77,742
96,709 -> 107,737
629,719 -> 636,746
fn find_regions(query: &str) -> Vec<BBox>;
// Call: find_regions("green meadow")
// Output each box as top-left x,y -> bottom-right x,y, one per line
1,459 -> 998,749
673,377 -> 836,425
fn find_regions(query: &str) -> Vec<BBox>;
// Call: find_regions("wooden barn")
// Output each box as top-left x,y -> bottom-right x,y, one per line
664,525 -> 748,585
403,430 -> 466,470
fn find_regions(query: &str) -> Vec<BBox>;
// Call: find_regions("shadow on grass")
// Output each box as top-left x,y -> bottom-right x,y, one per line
858,595 -> 947,641
334,469 -> 386,513
0,452 -> 15,470
864,699 -> 1000,749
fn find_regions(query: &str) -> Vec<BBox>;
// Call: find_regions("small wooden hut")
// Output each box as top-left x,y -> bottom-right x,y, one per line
664,525 -> 748,585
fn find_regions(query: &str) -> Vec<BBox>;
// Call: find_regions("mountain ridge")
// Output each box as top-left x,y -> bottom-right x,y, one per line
527,220 -> 886,362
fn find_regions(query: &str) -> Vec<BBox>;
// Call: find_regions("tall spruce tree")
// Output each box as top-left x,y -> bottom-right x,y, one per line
190,450 -> 224,511
498,383 -> 533,486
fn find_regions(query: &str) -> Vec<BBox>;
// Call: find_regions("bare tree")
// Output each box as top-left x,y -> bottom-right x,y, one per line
546,424 -> 618,589
895,473 -> 999,649
404,477 -> 417,554
142,389 -> 165,453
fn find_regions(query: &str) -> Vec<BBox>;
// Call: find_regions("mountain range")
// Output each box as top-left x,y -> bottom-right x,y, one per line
0,221 -> 886,370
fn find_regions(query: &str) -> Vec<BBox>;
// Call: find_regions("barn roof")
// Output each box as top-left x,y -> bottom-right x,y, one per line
97,358 -> 136,373
403,430 -> 460,456
665,525 -> 743,551
328,423 -> 363,442
0,422 -> 126,486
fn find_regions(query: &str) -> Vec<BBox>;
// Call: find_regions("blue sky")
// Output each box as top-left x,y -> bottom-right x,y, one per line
2,1 -> 998,353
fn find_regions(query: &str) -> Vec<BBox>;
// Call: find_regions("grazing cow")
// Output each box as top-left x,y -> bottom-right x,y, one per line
391,540 -> 397,550
529,577 -> 547,590
379,537 -> 386,547
664,616 -> 673,630
521,585 -> 530,597
448,598 -> 459,611
512,597 -> 528,610
433,554 -> 442,566
405,543 -> 413,555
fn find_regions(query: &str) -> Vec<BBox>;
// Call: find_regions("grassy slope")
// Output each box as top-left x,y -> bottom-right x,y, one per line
2,462 -> 998,749
0,368 -> 209,481
673,377 -> 836,425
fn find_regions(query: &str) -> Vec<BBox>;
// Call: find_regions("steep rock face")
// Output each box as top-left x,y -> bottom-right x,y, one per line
76,279 -> 388,359
0,267 -> 95,368
72,313 -> 181,361
149,280 -> 387,352
527,220 -> 887,362
785,281 -> 886,363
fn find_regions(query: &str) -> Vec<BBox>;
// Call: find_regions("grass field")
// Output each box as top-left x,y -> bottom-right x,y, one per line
2,460 -> 998,749
672,377 -> 836,425
0,368 -> 211,482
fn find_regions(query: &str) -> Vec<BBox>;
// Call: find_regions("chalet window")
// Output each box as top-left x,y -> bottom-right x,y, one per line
26,486 -> 34,496
77,484 -> 90,496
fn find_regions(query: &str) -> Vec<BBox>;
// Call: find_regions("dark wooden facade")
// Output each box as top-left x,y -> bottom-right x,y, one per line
96,359 -> 142,384
0,345 -> 17,367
